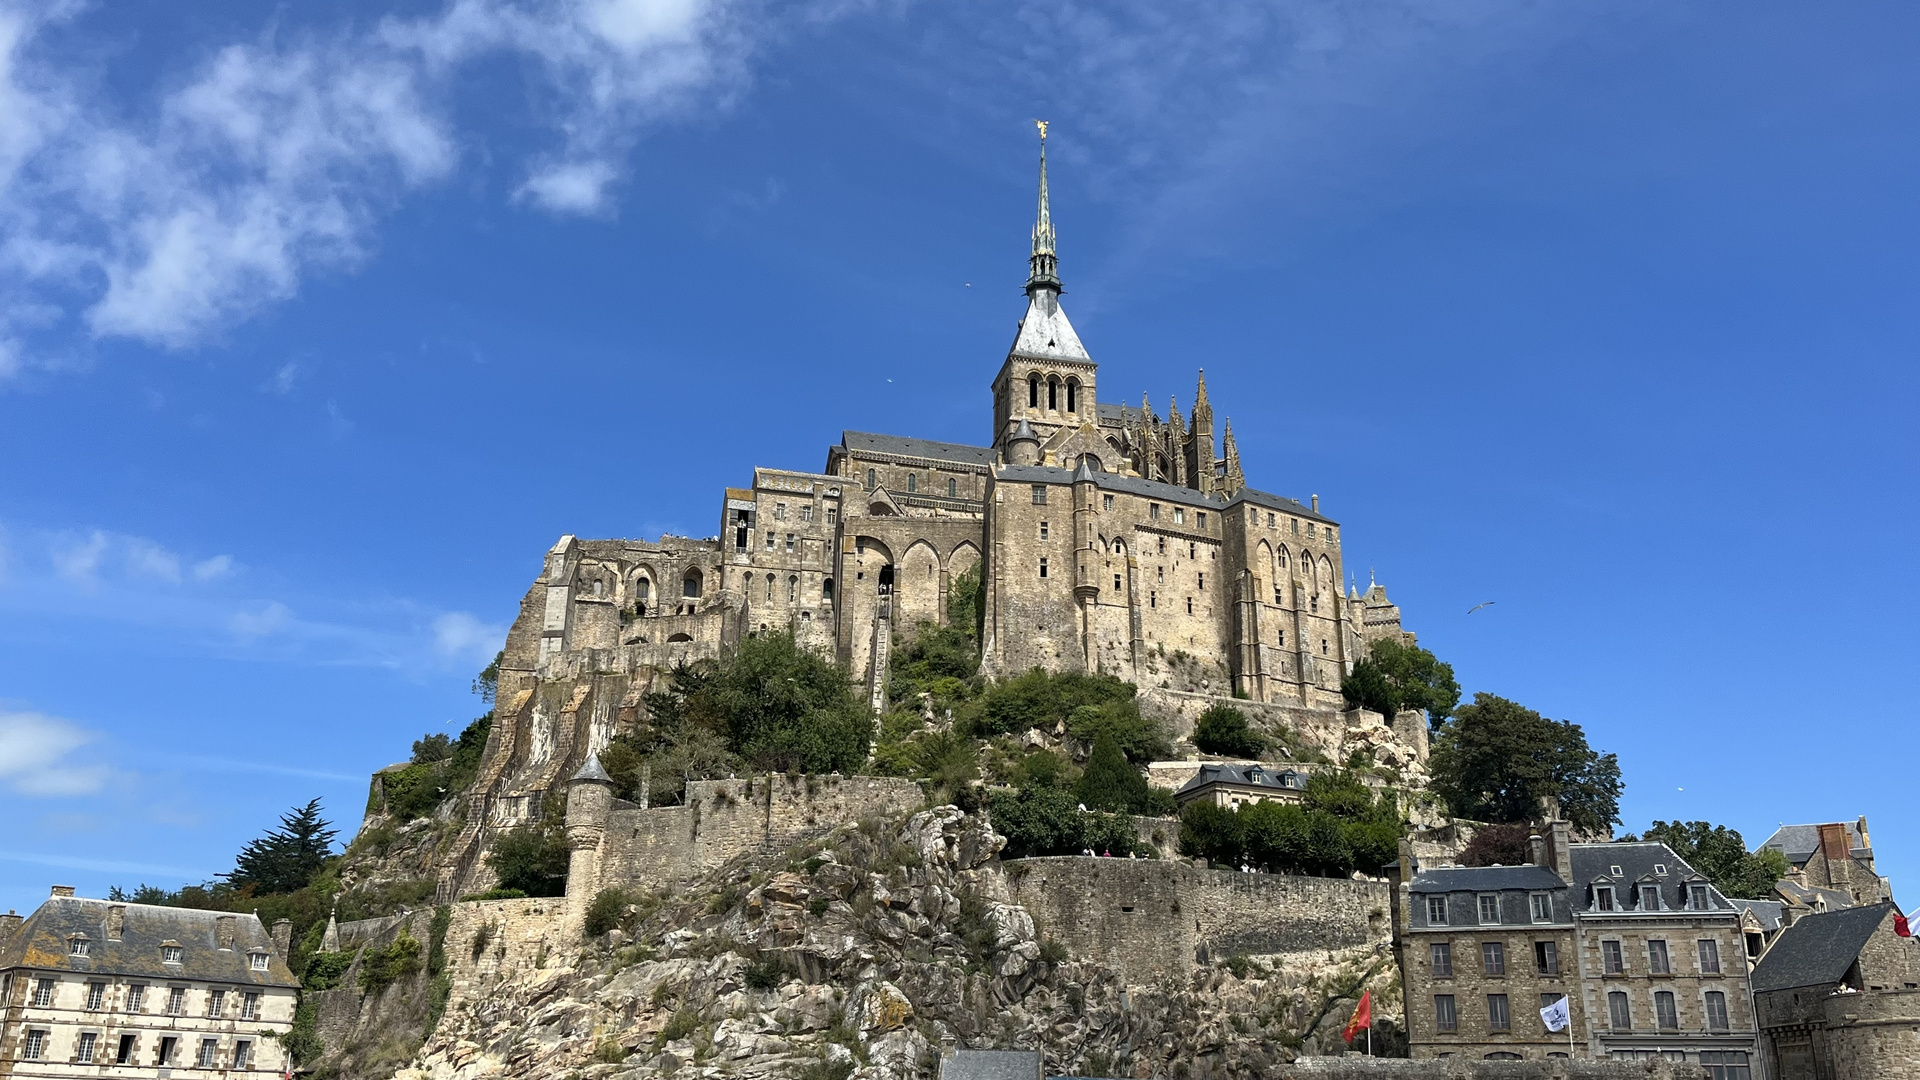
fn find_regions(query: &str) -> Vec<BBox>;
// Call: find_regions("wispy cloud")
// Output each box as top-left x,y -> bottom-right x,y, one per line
158,755 -> 363,783
0,849 -> 203,879
0,710 -> 110,796
43,528 -> 230,590
432,610 -> 507,662
229,600 -> 292,638
0,0 -> 774,368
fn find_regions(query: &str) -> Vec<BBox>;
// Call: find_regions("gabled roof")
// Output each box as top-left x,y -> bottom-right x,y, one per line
1762,822 -> 1870,864
1175,763 -> 1306,797
1408,864 -> 1569,894
1731,898 -> 1787,933
1777,880 -> 1856,911
1751,901 -> 1897,993
841,431 -> 998,468
0,897 -> 297,987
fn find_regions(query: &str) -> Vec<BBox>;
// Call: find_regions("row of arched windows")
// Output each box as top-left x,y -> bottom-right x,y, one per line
1026,373 -> 1081,414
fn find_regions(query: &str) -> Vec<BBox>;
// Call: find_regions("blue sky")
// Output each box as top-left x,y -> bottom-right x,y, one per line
0,0 -> 1915,915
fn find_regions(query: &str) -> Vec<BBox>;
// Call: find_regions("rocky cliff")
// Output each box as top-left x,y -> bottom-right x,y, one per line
383,807 -> 1402,1080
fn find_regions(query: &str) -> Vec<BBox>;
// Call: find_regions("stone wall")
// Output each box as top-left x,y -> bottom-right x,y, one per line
992,856 -> 1389,984
1818,988 -> 1920,1079
1271,1060 -> 1709,1079
309,908 -> 440,1079
582,774 -> 926,895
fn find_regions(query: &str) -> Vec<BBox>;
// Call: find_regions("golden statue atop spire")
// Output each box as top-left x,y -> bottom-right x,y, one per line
1027,120 -> 1060,295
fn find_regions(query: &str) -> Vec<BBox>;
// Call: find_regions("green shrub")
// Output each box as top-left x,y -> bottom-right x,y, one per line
584,887 -> 629,939
358,934 -> 423,996
1193,704 -> 1266,758
301,950 -> 354,991
745,955 -> 786,990
594,1039 -> 629,1064
660,1008 -> 701,1044
485,798 -> 569,898
1074,732 -> 1152,813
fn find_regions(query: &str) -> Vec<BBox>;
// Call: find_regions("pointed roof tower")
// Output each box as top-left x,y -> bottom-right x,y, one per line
1222,418 -> 1245,495
1007,121 -> 1089,363
1192,369 -> 1214,428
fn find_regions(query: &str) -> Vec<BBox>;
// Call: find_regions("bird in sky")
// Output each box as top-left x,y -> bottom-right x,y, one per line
1467,601 -> 1496,614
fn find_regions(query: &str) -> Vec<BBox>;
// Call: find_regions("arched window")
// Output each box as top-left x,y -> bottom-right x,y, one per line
1028,374 -> 1040,408
667,632 -> 693,643
822,578 -> 834,603
907,474 -> 917,493
1047,376 -> 1059,411
866,468 -> 877,491
636,577 -> 651,601
681,568 -> 703,598
765,574 -> 775,603
948,477 -> 957,498
787,576 -> 798,604
1065,377 -> 1079,413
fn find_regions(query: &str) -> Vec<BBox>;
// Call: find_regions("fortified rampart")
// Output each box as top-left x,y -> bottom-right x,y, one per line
569,773 -> 926,897
993,857 -> 1391,983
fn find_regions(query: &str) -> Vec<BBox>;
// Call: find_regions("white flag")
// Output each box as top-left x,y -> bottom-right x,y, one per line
1539,995 -> 1571,1032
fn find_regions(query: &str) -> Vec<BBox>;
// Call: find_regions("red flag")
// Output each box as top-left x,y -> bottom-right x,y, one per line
1342,991 -> 1372,1044
1896,911 -> 1912,938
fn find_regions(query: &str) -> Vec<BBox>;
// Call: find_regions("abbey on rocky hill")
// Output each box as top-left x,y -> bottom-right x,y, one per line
470,128 -> 1418,853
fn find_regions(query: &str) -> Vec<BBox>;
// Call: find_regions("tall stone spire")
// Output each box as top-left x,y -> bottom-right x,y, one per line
1027,120 -> 1061,296
1188,370 -> 1216,495
1222,418 -> 1245,495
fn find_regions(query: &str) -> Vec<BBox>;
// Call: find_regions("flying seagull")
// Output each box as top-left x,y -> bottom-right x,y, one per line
1467,601 -> 1496,614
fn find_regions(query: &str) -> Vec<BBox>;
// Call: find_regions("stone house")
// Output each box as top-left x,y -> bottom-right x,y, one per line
0,888 -> 299,1079
1396,825 -> 1760,1072
1760,819 -> 1892,911
1750,900 -> 1920,1079
1172,762 -> 1308,810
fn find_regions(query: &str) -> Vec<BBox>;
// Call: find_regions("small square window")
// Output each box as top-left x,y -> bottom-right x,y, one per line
1103,494 -> 1114,511
1481,941 -> 1505,976
1196,512 -> 1207,528
1478,895 -> 1501,924
68,936 -> 90,956
1149,503 -> 1160,520
1031,485 -> 1048,506
825,507 -> 838,525
1426,896 -> 1448,925
1038,558 -> 1048,579
1039,521 -> 1050,540
1530,893 -> 1552,922
1174,508 -> 1185,525
1430,942 -> 1452,977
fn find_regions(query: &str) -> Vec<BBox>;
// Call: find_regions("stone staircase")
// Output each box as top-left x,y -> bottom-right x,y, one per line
867,601 -> 892,714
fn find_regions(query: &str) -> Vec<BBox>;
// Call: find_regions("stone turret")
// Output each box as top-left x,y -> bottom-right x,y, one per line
1072,458 -> 1100,668
565,753 -> 614,918
1006,417 -> 1041,466
1188,370 -> 1215,495
1221,418 -> 1244,496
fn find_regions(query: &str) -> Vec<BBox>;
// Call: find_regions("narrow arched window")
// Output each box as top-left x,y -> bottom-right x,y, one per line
1066,378 -> 1079,413
1028,375 -> 1040,408
1047,376 -> 1059,410
822,578 -> 834,603
866,468 -> 876,491
636,578 -> 650,601
907,475 -> 917,493
766,574 -> 775,603
682,568 -> 703,598
787,576 -> 798,604
948,477 -> 957,498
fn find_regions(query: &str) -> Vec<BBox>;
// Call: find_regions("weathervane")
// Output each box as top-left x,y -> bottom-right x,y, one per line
1035,119 -> 1048,139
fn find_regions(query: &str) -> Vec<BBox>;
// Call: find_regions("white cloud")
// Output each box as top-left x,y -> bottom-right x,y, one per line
230,600 -> 292,637
0,0 -> 767,358
123,538 -> 182,583
0,710 -> 110,796
268,362 -> 299,395
192,554 -> 234,581
432,610 -> 506,662
50,529 -> 107,583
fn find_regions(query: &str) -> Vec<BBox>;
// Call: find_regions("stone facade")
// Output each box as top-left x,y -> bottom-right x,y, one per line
0,889 -> 298,1080
1396,827 -> 1760,1069
1752,902 -> 1920,1079
993,857 -> 1389,984
423,133 -> 1430,901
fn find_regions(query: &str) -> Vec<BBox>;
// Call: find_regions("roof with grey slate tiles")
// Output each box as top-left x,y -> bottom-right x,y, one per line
0,896 -> 297,987
1751,901 -> 1897,992
1176,763 -> 1308,797
1570,842 -> 1729,913
1762,822 -> 1870,863
1407,864 -> 1570,893
841,431 -> 998,468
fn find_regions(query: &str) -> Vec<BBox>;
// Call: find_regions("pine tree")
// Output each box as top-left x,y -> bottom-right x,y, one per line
228,799 -> 338,895
1074,732 -> 1149,814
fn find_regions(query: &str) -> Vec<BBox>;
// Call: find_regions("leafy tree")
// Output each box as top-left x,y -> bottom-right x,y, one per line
946,564 -> 985,641
1428,693 -> 1622,835
486,809 -> 570,898
411,733 -> 453,763
691,632 -> 871,773
228,800 -> 339,895
989,785 -> 1138,858
1179,772 -> 1402,877
1074,732 -> 1150,813
1341,638 -> 1461,729
1193,704 -> 1266,759
1459,823 -> 1535,868
472,651 -> 503,704
1635,821 -> 1791,900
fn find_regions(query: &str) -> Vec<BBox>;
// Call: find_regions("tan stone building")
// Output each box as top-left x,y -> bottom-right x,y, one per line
1761,818 -> 1894,911
1751,901 -> 1920,1079
1172,762 -> 1308,810
1396,827 -> 1761,1072
0,889 -> 299,1079
427,130 -> 1421,897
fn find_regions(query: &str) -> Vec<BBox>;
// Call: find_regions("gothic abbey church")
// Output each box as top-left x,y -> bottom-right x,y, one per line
468,132 -> 1416,842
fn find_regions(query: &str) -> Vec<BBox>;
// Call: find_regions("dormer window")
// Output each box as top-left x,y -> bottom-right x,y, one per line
1610,864 -> 1623,876
249,952 -> 269,972
1639,885 -> 1661,911
1689,884 -> 1711,910
1653,863 -> 1668,876
68,935 -> 90,957
1595,886 -> 1616,912
161,945 -> 183,964
1426,896 -> 1449,925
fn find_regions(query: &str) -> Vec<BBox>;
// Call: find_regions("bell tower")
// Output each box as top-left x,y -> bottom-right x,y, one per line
993,120 -> 1097,461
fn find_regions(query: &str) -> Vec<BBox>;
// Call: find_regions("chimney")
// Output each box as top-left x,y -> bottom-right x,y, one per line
1528,833 -> 1547,868
271,919 -> 293,958
1310,494 -> 1319,512
0,910 -> 22,948
106,905 -> 125,941
216,915 -> 237,950
1549,820 -> 1573,883
50,885 -> 75,898
1857,816 -> 1872,851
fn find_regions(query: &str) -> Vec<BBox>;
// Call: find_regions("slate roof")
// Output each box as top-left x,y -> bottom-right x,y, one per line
1175,763 -> 1307,798
1731,898 -> 1787,933
939,1050 -> 1042,1080
1569,842 -> 1729,913
1008,294 -> 1090,362
1777,880 -> 1857,912
1762,823 -> 1870,864
0,896 -> 298,987
1095,402 -> 1152,426
841,431 -> 998,468
1230,487 -> 1335,525
1750,901 -> 1897,993
1407,865 -> 1569,894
